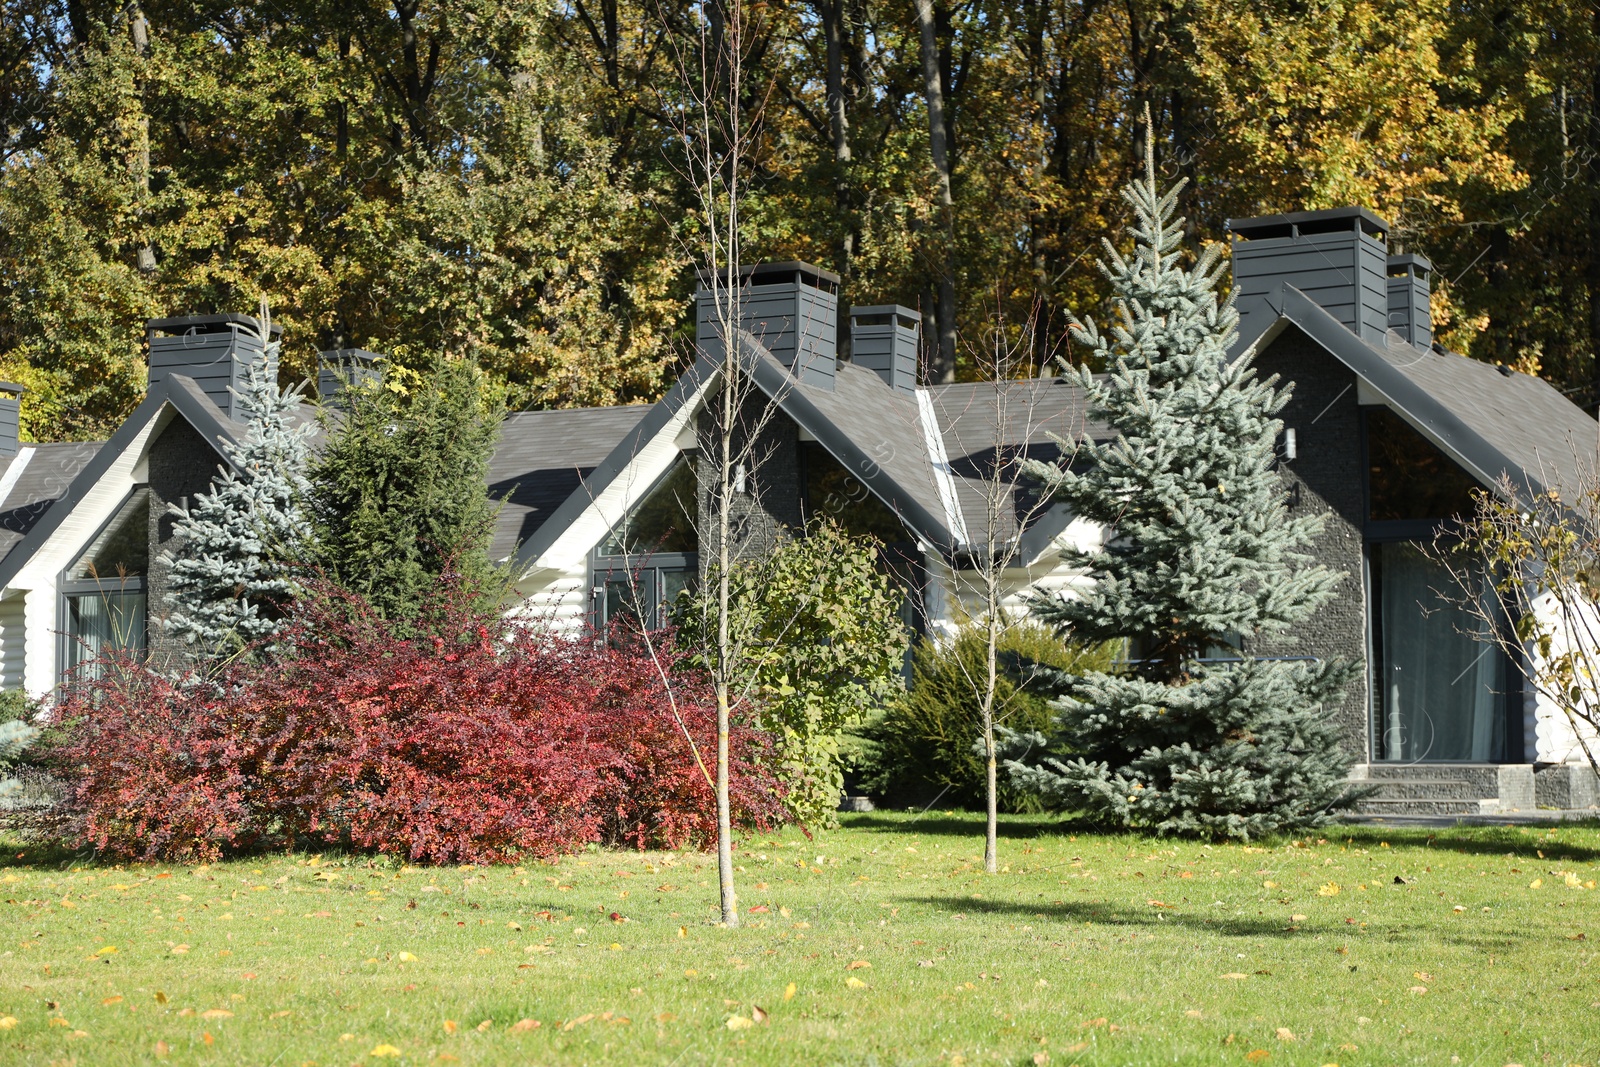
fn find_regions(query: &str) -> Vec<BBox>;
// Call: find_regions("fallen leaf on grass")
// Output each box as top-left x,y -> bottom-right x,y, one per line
1062,1041 -> 1088,1054
845,976 -> 868,989
154,1040 -> 169,1057
370,1044 -> 402,1058
562,1014 -> 596,1031
1220,973 -> 1250,980
752,1005 -> 768,1024
1318,883 -> 1341,897
726,1016 -> 754,1031
846,960 -> 871,970
271,1011 -> 292,1019
1530,879 -> 1543,889
748,905 -> 769,914
153,991 -> 168,1004
1245,1051 -> 1270,1062
783,983 -> 796,1002
1413,972 -> 1433,982
1290,914 -> 1307,922
0,1017 -> 16,1030
475,1020 -> 492,1032
102,996 -> 123,1006
1033,1053 -> 1050,1065
201,1009 -> 234,1019
398,952 -> 418,962
442,1020 -> 457,1034
48,1017 -> 70,1028
508,1019 -> 540,1032
201,1032 -> 213,1046
1409,986 -> 1428,995
656,1012 -> 676,1023
170,945 -> 189,955
1184,1010 -> 1202,1019
1275,1028 -> 1296,1042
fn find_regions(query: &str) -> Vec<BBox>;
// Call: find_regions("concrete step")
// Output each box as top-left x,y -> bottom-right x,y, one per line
1353,797 -> 1484,816
1359,778 -> 1479,801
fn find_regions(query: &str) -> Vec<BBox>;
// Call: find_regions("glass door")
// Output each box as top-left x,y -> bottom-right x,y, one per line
1372,541 -> 1508,761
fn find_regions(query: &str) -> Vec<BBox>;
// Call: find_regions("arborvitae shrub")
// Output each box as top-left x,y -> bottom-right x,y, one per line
856,621 -> 1114,811
41,576 -> 783,863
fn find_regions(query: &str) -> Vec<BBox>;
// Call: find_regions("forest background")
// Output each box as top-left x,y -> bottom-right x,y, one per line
0,0 -> 1592,441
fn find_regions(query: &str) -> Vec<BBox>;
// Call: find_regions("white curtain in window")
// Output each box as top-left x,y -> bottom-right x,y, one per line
1379,543 -> 1504,762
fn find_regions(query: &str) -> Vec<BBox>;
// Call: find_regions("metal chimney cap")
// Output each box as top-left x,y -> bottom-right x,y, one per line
1227,206 -> 1390,241
146,313 -> 283,341
1387,253 -> 1433,277
696,260 -> 841,293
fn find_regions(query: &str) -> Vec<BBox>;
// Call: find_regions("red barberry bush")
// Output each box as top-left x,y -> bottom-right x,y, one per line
42,576 -> 783,863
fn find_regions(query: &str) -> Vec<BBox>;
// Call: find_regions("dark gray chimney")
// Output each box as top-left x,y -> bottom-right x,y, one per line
318,349 -> 385,404
146,314 -> 280,419
0,382 -> 22,458
1386,254 -> 1432,350
696,262 -> 840,389
849,305 -> 920,394
1227,207 -> 1389,349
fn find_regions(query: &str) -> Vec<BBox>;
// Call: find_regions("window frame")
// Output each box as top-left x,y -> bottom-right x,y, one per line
57,485 -> 151,684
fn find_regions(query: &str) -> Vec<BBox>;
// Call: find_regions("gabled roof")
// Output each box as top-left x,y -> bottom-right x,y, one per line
1244,284 -> 1598,502
0,377 -> 244,590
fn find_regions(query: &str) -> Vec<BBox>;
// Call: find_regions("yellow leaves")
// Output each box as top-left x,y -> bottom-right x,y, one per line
475,1020 -> 492,1032
314,872 -> 340,882
1275,1027 -> 1296,1042
397,952 -> 418,962
154,991 -> 168,1004
609,943 -> 623,951
171,945 -> 190,955
1290,914 -> 1308,922
506,921 -> 522,931
783,983 -> 796,1002
1317,883 -> 1341,896
1408,985 -> 1428,995
1413,971 -> 1433,982
442,1020 -> 458,1034
1262,881 -> 1278,889
0,1016 -> 17,1030
369,1044 -> 403,1057
1529,878 -> 1544,890
1220,972 -> 1251,980
678,926 -> 687,939
846,960 -> 871,970
94,945 -> 117,956
366,890 -> 385,900
102,995 -> 124,1006
48,1017 -> 70,1028
200,1009 -> 234,1019
725,1015 -> 755,1031
845,976 -> 868,989
1245,1050 -> 1270,1062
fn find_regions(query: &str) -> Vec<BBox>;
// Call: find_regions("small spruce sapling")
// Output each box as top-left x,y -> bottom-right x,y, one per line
1003,130 -> 1358,839
163,351 -> 312,655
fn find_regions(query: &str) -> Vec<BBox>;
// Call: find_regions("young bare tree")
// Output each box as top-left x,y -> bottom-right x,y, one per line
1437,461 -> 1600,776
662,0 -> 791,927
936,301 -> 1078,873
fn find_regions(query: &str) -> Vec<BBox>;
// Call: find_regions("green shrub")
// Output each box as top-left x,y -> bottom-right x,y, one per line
855,622 -> 1114,811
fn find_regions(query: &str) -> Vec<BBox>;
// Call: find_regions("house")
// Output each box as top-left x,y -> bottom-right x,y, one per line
0,209 -> 1596,814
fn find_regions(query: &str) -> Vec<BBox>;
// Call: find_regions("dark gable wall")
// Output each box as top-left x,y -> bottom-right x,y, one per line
145,416 -> 225,669
695,395 -> 803,568
1251,326 -> 1371,763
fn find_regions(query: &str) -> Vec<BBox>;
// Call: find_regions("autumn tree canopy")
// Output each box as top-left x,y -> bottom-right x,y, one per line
0,0 -> 1593,439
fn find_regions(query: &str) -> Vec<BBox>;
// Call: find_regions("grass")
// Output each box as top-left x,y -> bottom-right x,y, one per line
0,812 -> 1598,1066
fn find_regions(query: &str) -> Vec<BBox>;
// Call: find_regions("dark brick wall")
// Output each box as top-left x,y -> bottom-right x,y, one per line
696,391 -> 803,570
145,416 -> 226,670
1251,328 -> 1371,762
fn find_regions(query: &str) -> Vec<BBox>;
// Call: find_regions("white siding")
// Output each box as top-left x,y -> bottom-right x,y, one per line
1527,589 -> 1600,765
0,592 -> 24,690
510,564 -> 592,636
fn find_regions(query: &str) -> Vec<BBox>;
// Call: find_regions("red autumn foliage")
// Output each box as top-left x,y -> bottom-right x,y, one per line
42,577 -> 784,864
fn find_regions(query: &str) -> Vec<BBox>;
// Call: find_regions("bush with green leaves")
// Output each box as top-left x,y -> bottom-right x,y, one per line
855,621 -> 1114,811
673,520 -> 909,829
304,356 -> 506,631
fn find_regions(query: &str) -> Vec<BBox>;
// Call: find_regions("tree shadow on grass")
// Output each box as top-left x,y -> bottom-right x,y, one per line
1330,822 -> 1600,864
908,893 -> 1526,952
839,812 -> 1095,839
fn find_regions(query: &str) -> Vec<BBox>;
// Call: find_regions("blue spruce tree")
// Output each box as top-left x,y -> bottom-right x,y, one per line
1003,138 -> 1358,839
162,353 -> 312,654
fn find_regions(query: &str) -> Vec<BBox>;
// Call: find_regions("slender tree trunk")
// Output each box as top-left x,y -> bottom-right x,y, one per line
821,0 -> 855,352
1589,16 -> 1600,412
716,323 -> 740,928
982,593 -> 999,873
132,8 -> 156,274
915,0 -> 957,384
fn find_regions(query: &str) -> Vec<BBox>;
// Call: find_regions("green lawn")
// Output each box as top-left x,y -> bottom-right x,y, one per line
1,812 -> 1597,1066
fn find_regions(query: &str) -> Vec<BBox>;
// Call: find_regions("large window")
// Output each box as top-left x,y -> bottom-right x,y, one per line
1363,409 -> 1515,762
60,488 -> 150,680
594,459 -> 698,635
1371,542 -> 1511,762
